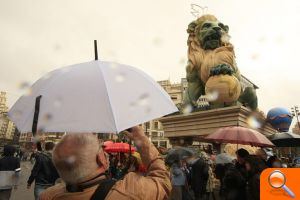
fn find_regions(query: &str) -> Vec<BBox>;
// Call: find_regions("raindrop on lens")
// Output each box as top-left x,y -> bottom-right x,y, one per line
145,107 -> 151,113
115,73 -> 125,83
54,98 -> 62,108
221,34 -> 231,44
18,81 -> 32,96
18,81 -> 30,90
43,113 -> 52,122
66,156 -> 76,164
179,57 -> 186,65
152,37 -> 163,46
61,67 -> 71,73
109,63 -> 118,70
138,94 -> 149,106
247,116 -> 262,129
206,90 -> 219,101
183,104 -> 193,115
12,110 -> 22,119
41,73 -> 52,80
251,53 -> 259,60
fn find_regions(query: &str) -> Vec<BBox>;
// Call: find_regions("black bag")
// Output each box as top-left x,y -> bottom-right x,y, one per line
90,178 -> 116,200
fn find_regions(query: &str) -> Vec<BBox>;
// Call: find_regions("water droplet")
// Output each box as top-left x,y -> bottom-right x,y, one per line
115,73 -> 125,83
145,107 -> 151,113
66,156 -> 76,164
206,90 -> 219,101
182,104 -> 193,115
251,53 -> 259,60
42,113 -> 52,122
109,63 -> 118,70
221,34 -> 231,44
138,94 -> 149,106
54,98 -> 62,108
24,88 -> 33,96
247,116 -> 262,129
153,37 -> 163,46
61,67 -> 71,73
38,126 -> 45,133
179,57 -> 186,65
12,110 -> 22,119
18,81 -> 31,90
258,36 -> 266,43
53,43 -> 62,51
129,102 -> 137,107
41,73 -> 52,80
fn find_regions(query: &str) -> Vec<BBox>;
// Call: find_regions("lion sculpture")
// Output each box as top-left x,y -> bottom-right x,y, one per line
184,14 -> 257,111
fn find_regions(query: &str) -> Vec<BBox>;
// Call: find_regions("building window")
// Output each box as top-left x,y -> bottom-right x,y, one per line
171,96 -> 177,100
145,122 -> 150,129
158,132 -> 164,137
152,132 -> 158,137
154,121 -> 159,129
160,141 -> 167,148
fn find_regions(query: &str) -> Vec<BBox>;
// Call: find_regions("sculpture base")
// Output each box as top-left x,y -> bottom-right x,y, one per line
160,105 -> 276,146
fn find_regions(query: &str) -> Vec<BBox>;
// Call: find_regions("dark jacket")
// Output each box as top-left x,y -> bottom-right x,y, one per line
27,152 -> 59,186
189,158 -> 209,198
0,156 -> 20,171
246,173 -> 260,200
222,164 -> 247,200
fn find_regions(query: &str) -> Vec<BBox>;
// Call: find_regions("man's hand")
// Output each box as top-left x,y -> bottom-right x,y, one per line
124,126 -> 146,144
27,184 -> 31,189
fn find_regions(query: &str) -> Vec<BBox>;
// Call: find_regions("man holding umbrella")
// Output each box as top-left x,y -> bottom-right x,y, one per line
40,126 -> 171,200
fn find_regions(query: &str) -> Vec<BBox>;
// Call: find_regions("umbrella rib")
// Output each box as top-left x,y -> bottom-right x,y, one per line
96,62 -> 119,132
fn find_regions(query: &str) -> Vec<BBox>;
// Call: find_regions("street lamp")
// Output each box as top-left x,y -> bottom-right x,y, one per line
291,106 -> 300,129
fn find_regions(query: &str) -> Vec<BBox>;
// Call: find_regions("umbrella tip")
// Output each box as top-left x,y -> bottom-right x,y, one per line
94,40 -> 98,60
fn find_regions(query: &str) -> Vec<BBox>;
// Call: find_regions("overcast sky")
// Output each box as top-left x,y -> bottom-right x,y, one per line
0,0 -> 299,120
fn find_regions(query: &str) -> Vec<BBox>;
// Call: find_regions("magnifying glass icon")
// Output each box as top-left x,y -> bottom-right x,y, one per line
268,170 -> 295,198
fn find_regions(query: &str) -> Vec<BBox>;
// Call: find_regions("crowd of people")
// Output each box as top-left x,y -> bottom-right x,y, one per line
168,147 -> 292,200
0,127 -> 297,200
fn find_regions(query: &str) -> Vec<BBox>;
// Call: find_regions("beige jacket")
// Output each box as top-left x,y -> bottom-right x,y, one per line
40,135 -> 171,200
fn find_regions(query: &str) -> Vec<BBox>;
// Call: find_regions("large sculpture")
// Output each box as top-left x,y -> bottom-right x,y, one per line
184,14 -> 257,110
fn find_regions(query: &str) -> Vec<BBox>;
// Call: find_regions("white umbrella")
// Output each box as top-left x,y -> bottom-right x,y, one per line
8,60 -> 178,133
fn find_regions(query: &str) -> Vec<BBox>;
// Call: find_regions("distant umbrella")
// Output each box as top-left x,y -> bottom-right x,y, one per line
269,132 -> 300,147
104,142 -> 135,153
215,153 -> 235,164
205,126 -> 274,147
165,147 -> 195,166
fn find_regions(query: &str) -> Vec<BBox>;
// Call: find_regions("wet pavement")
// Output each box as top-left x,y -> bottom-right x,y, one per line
10,161 -> 34,200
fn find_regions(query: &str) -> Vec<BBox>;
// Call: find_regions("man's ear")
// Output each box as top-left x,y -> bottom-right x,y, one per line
96,150 -> 109,170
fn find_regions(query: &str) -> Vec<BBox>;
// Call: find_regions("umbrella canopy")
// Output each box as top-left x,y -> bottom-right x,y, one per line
215,153 -> 235,164
269,132 -> 300,147
165,147 -> 195,166
104,142 -> 135,153
8,60 -> 178,133
205,126 -> 274,147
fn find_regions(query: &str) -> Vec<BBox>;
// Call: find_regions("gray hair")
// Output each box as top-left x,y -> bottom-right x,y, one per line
53,133 -> 100,184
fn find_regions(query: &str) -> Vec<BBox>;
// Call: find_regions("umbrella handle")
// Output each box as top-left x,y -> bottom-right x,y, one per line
32,95 -> 42,136
94,40 -> 98,60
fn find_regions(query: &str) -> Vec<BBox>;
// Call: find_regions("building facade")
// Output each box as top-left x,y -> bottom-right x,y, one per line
142,79 -> 187,148
0,92 -> 16,143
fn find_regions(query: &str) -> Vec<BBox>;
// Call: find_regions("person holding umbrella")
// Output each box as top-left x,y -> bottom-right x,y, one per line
39,126 -> 171,200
